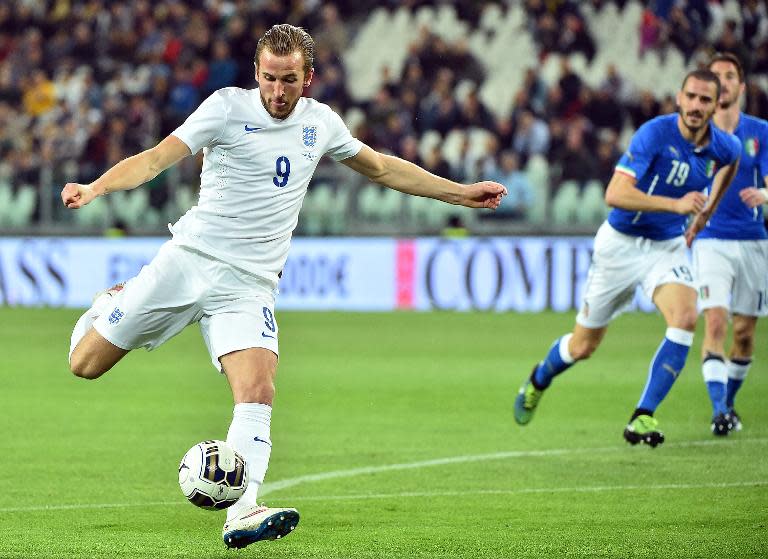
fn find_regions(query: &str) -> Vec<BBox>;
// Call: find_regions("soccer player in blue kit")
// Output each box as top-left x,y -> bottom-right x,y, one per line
513,69 -> 741,447
693,53 -> 768,435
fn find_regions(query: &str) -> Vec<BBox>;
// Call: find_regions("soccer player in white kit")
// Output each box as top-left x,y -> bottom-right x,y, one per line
61,24 -> 506,549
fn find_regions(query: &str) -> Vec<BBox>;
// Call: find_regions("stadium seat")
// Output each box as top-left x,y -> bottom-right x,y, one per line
165,184 -> 198,222
301,184 -> 351,236
0,183 -> 36,228
326,187 -> 351,235
468,30 -> 490,60
466,128 -> 492,161
551,180 -> 580,225
569,53 -> 589,77
418,131 -> 443,162
356,183 -> 403,225
577,180 -> 608,225
441,129 -> 466,169
504,4 -> 526,28
453,80 -> 476,104
619,123 -> 635,151
10,185 -> 36,227
406,195 -> 454,231
72,195 -> 111,229
301,184 -> 334,236
540,54 -> 563,87
343,107 -> 365,135
525,155 -> 550,224
434,4 -> 467,42
722,0 -> 742,22
110,189 -> 161,229
0,181 -> 13,225
478,3 -> 503,31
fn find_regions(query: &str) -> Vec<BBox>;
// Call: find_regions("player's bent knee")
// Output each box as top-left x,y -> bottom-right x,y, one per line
69,351 -> 109,380
732,330 -> 754,355
570,339 -> 599,360
670,308 -> 698,332
705,313 -> 728,340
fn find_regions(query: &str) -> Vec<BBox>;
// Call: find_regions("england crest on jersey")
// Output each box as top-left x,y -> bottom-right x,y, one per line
302,125 -> 317,148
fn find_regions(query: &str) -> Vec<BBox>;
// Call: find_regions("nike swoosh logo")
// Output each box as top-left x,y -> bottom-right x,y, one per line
253,436 -> 272,447
662,363 -> 681,378
261,332 -> 276,339
244,125 -> 262,133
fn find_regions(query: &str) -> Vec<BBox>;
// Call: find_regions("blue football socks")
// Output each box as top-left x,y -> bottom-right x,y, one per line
726,357 -> 751,409
636,328 -> 693,413
702,353 -> 728,416
532,334 -> 575,389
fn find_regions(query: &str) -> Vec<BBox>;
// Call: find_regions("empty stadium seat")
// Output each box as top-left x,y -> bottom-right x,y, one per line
110,189 -> 161,229
300,184 -> 352,236
524,155 -> 550,224
72,195 -> 111,229
577,180 -> 608,225
165,184 -> 198,222
551,180 -> 581,225
356,183 -> 403,225
0,183 -> 37,228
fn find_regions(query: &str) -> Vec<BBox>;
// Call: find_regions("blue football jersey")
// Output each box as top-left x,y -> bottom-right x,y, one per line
697,113 -> 768,240
608,114 -> 741,240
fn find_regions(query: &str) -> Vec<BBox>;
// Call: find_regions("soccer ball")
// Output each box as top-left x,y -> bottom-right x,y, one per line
178,440 -> 248,510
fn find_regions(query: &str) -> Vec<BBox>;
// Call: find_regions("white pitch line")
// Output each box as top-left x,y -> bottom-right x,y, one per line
0,501 -> 185,513
2,437 -> 766,513
258,436 -> 768,496
277,480 -> 768,502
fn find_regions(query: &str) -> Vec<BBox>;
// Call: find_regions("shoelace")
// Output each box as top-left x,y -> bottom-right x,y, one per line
634,416 -> 658,433
524,385 -> 542,409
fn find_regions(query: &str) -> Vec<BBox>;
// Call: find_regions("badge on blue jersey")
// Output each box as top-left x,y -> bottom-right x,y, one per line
668,146 -> 680,158
744,137 -> 759,157
302,125 -> 317,147
705,159 -> 717,178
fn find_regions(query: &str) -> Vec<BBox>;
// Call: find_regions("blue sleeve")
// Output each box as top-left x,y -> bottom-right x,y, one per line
615,121 -> 657,179
726,133 -> 742,166
759,122 -> 768,180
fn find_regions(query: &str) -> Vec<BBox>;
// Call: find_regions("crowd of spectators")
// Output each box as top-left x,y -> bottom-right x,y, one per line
1,0 -> 767,229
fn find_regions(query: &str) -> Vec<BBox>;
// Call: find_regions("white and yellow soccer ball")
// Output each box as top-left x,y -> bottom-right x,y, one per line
178,440 -> 248,510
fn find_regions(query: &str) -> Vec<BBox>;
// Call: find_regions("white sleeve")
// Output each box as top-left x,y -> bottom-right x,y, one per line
323,109 -> 363,161
171,91 -> 230,154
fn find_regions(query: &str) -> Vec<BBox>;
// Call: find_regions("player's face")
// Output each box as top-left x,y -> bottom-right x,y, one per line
255,49 -> 313,119
676,77 -> 717,133
709,61 -> 744,109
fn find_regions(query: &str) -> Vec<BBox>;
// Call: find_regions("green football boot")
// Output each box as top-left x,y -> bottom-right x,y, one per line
514,375 -> 544,425
623,414 -> 665,447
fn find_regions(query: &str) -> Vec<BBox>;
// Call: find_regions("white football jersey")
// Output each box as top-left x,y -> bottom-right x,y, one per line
170,87 -> 362,285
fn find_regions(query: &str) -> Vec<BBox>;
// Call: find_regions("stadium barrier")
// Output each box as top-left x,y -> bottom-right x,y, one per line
0,237 -> 656,312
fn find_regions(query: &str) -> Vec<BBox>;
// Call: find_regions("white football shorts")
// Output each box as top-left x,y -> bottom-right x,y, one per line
93,240 -> 279,372
576,222 -> 696,328
692,238 -> 768,316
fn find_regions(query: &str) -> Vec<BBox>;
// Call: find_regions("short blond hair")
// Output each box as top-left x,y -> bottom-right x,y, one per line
255,24 -> 315,76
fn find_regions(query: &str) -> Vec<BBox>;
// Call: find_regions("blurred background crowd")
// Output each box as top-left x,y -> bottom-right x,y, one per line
1,0 -> 766,235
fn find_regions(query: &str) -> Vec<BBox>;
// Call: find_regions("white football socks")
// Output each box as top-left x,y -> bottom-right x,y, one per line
68,292 -> 114,362
226,402 -> 273,521
727,358 -> 751,381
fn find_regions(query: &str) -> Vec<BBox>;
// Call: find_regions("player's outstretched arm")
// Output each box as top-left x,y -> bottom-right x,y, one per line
341,145 -> 507,209
61,135 -> 191,209
604,171 -> 707,214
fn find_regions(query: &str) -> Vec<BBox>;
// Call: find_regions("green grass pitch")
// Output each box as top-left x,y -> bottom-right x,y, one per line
1,308 -> 766,558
